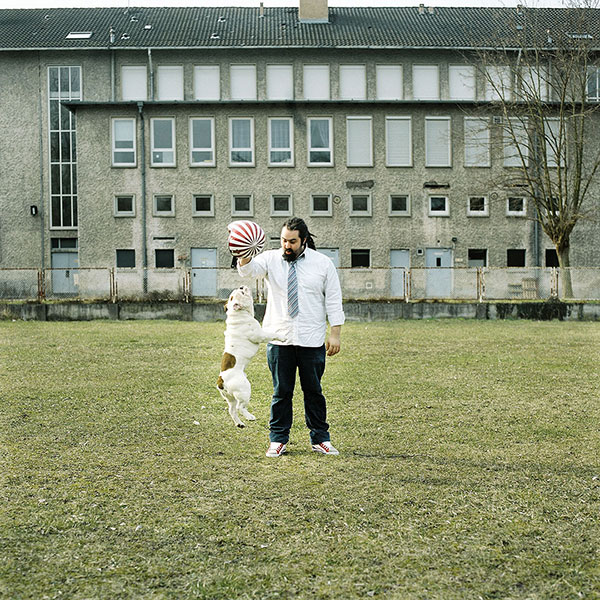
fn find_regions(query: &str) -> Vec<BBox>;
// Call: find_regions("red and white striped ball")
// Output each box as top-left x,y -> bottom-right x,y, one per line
227,220 -> 266,258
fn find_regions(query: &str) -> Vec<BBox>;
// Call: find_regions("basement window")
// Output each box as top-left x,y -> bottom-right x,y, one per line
66,31 -> 93,39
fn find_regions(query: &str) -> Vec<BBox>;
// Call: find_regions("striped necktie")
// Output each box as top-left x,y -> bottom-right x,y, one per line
287,260 -> 299,318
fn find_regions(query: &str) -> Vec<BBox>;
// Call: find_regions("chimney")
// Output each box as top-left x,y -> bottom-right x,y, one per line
428,6 -> 434,15
418,4 -> 426,15
299,0 -> 329,24
259,2 -> 264,18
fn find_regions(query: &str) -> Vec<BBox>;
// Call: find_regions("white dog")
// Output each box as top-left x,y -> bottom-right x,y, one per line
217,286 -> 286,427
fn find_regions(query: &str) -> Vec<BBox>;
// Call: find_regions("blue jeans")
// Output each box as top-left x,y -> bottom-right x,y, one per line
266,344 -> 330,445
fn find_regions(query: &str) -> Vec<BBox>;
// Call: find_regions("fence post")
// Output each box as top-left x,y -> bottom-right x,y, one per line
184,268 -> 191,303
551,267 -> 559,298
405,269 -> 411,302
109,268 -> 117,303
37,269 -> 45,301
477,268 -> 485,302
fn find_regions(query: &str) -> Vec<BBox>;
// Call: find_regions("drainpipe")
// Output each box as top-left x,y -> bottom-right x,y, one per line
138,102 -> 148,292
147,48 -> 154,100
37,51 -> 45,271
109,27 -> 116,101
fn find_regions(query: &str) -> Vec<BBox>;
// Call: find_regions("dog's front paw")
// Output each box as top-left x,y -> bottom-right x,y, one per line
240,409 -> 256,421
236,422 -> 246,428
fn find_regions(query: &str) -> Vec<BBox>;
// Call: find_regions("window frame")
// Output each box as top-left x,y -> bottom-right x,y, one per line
194,65 -> 220,101
428,195 -> 449,217
376,64 -> 403,100
113,194 -> 136,217
425,116 -> 452,168
385,116 -> 412,167
268,117 -> 294,167
150,117 -> 176,167
503,117 -> 529,168
266,64 -> 294,100
467,195 -> 489,217
231,194 -> 254,217
351,249 -> 371,269
192,194 -> 215,217
153,194 -> 175,217
116,249 -> 136,268
310,194 -> 333,217
303,64 -> 330,100
156,65 -> 184,101
346,116 -> 373,167
587,66 -> 600,102
307,117 -> 333,167
111,117 -> 137,167
389,194 -> 411,217
270,194 -> 293,217
229,117 -> 255,167
449,64 -> 476,101
339,64 -> 367,100
349,193 -> 372,217
464,117 -> 491,168
413,65 -> 440,100
230,64 -> 257,101
121,65 -> 147,101
155,248 -> 175,269
506,196 -> 527,217
189,117 -> 216,167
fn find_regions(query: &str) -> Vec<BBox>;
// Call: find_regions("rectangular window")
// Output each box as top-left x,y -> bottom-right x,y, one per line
116,249 -> 136,268
587,66 -> 600,101
308,117 -> 333,166
519,66 -> 548,101
153,194 -> 175,216
507,196 -> 526,216
151,118 -> 175,166
347,116 -> 372,167
429,196 -> 449,217
268,117 -> 294,166
310,194 -> 332,216
467,196 -> 489,217
351,249 -> 371,268
155,249 -> 175,269
425,117 -> 451,167
232,194 -> 253,216
503,118 -> 528,167
385,116 -> 412,167
544,118 -> 564,167
189,117 -> 215,166
156,65 -> 184,101
449,65 -> 476,100
350,194 -> 372,216
112,118 -> 136,167
376,65 -> 403,100
49,66 -> 81,230
464,117 -> 490,167
467,249 -> 487,267
303,65 -> 330,100
389,194 -> 411,216
114,194 -> 135,216
545,248 -> 559,267
121,65 -> 147,101
271,194 -> 292,216
194,65 -> 220,100
229,118 -> 254,166
193,194 -> 214,217
413,65 -> 439,100
266,65 -> 294,100
485,66 -> 512,101
339,65 -> 366,100
230,65 -> 257,100
507,249 -> 526,267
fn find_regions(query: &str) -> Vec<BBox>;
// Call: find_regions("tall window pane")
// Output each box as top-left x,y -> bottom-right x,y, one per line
229,118 -> 254,165
425,117 -> 451,167
464,117 -> 490,167
112,118 -> 136,166
385,116 -> 412,167
413,65 -> 439,100
156,65 -> 184,101
503,118 -> 528,167
151,118 -> 175,166
269,117 -> 293,166
347,117 -> 372,167
190,118 -> 215,166
340,65 -> 366,100
121,66 -> 147,101
266,65 -> 294,100
230,65 -> 257,100
303,65 -> 330,100
449,65 -> 475,100
194,65 -> 220,100
376,65 -> 403,100
308,117 -> 332,165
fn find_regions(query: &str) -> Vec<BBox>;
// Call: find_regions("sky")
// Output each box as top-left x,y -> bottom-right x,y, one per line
0,0 -> 572,9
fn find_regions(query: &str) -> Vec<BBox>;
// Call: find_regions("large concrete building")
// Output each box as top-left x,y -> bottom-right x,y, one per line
1,2 -> 599,299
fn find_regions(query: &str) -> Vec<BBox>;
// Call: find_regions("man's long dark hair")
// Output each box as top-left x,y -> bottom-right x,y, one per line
283,217 -> 316,250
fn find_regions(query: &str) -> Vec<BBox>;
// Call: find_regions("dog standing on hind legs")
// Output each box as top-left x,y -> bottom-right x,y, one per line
217,286 -> 287,427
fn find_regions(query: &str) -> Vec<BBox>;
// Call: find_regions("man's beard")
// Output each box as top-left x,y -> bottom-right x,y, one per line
283,246 -> 304,262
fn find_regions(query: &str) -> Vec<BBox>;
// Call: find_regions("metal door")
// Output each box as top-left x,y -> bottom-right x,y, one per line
191,248 -> 217,297
51,252 -> 79,295
390,250 -> 410,297
317,248 -> 340,267
425,248 -> 453,298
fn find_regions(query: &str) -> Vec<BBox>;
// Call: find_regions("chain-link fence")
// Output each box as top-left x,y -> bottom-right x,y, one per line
1,266 -> 598,302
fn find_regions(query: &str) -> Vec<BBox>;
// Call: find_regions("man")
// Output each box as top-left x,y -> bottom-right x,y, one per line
237,217 -> 345,457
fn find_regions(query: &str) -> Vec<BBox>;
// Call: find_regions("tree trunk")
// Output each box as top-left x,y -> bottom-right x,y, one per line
557,245 -> 574,299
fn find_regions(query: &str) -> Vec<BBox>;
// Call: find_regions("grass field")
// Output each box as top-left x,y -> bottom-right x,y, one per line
1,319 -> 599,600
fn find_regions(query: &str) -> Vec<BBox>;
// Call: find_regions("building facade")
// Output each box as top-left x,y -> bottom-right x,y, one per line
1,2 -> 599,299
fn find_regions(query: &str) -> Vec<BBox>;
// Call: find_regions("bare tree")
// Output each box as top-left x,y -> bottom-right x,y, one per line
474,1 -> 600,297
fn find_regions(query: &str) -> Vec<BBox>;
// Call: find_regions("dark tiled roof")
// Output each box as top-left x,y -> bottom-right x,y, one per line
0,6 -> 599,51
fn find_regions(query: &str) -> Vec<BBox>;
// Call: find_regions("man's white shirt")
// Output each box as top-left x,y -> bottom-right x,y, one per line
237,247 -> 345,347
